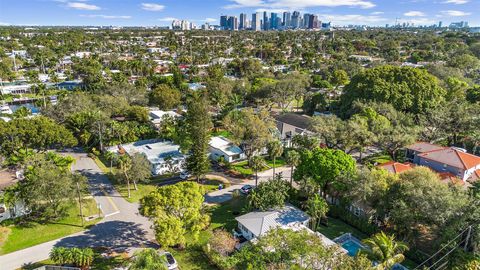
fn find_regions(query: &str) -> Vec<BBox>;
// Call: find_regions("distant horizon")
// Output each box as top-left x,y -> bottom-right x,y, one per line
0,0 -> 479,28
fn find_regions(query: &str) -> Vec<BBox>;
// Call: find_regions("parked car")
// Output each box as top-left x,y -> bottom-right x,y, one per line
240,184 -> 253,194
164,251 -> 178,270
179,171 -> 191,180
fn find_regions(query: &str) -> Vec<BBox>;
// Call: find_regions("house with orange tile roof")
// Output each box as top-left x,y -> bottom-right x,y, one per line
378,161 -> 414,174
405,142 -> 480,182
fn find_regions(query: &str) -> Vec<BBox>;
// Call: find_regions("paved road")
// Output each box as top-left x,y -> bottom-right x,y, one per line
0,153 -> 156,270
205,166 -> 292,204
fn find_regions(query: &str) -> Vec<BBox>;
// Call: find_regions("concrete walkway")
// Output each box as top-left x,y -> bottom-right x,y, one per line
204,166 -> 292,204
0,153 -> 156,270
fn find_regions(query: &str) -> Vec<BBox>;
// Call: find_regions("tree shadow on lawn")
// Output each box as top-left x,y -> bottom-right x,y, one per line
54,220 -> 158,252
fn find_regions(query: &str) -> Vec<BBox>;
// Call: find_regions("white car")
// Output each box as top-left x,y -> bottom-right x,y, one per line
179,171 -> 191,180
163,252 -> 178,270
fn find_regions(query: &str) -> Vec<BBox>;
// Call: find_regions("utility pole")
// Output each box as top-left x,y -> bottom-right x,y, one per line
76,182 -> 84,227
464,225 -> 472,251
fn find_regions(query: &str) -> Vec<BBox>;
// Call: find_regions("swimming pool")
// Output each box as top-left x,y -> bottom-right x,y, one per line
341,238 -> 364,256
334,233 -> 366,256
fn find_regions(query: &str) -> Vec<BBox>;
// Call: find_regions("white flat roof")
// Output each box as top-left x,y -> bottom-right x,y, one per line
108,139 -> 184,165
209,136 -> 243,156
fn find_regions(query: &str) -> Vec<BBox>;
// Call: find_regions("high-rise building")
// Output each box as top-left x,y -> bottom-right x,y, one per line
263,12 -> 269,30
283,12 -> 291,28
291,11 -> 300,29
438,21 -> 443,28
308,14 -> 319,29
252,12 -> 262,31
227,16 -> 238,30
303,13 -> 311,29
239,13 -> 247,30
220,15 -> 228,30
270,13 -> 278,29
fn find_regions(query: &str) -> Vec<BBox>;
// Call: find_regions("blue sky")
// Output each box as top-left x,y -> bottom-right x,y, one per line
0,0 -> 479,27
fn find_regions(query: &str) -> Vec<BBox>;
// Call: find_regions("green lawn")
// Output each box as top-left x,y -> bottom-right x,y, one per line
93,157 -> 174,203
316,217 -> 368,240
211,130 -> 233,139
231,157 -> 287,176
201,179 -> 231,193
0,199 -> 101,255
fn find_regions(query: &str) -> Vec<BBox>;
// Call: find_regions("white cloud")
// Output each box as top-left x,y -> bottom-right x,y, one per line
66,2 -> 100,10
204,18 -> 217,23
80,14 -> 131,19
322,14 -> 387,24
371,11 -> 384,15
443,0 -> 469,4
0,22 -> 10,26
141,3 -> 165,11
440,10 -> 471,16
158,17 -> 178,22
404,11 -> 426,17
225,0 -> 375,9
403,17 -> 436,25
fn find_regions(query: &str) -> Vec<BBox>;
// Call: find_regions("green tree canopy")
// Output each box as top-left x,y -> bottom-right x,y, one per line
339,65 -> 446,115
140,182 -> 210,247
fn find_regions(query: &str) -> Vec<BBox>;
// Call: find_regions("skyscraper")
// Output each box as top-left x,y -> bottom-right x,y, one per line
227,16 -> 238,30
303,13 -> 311,29
239,13 -> 247,30
263,11 -> 269,30
283,12 -> 291,28
270,13 -> 278,29
220,15 -> 228,30
252,12 -> 261,31
291,11 -> 300,29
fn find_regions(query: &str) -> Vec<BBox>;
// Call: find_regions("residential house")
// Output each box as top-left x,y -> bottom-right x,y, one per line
209,136 -> 245,163
149,110 -> 182,128
0,170 -> 28,222
406,142 -> 480,182
275,113 -> 312,147
234,204 -> 341,249
106,139 -> 186,175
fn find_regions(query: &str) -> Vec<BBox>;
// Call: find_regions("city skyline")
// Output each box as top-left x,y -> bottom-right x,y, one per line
0,0 -> 479,27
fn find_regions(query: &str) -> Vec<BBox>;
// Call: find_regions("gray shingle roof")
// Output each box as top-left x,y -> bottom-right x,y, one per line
235,205 -> 310,238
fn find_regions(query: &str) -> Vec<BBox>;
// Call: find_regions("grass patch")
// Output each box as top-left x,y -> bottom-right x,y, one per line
0,199 -> 101,255
0,226 -> 11,248
211,130 -> 233,139
231,157 -> 286,176
93,156 -> 174,203
316,217 -> 368,240
201,179 -> 231,193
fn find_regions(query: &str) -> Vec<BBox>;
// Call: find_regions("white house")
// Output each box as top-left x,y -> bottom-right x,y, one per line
209,136 -> 245,163
234,204 -> 340,249
149,110 -> 182,128
0,171 -> 29,222
107,139 -> 186,175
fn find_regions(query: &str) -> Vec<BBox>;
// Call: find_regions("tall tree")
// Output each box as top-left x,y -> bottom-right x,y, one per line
306,194 -> 329,231
140,182 -> 210,248
285,149 -> 300,186
247,175 -> 290,211
267,140 -> 283,178
149,84 -> 181,110
249,155 -> 266,187
185,94 -> 213,181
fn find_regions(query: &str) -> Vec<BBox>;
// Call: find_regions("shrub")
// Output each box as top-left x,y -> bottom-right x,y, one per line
328,205 -> 379,236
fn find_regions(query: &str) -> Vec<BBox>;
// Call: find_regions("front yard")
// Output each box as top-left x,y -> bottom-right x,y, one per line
0,198 -> 101,255
230,158 -> 287,176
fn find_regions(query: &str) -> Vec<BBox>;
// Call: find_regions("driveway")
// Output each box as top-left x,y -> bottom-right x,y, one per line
204,166 -> 293,204
0,153 -> 156,270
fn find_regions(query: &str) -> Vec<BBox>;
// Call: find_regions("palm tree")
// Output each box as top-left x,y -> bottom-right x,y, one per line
104,151 -> 116,173
306,194 -> 328,231
72,248 -> 94,270
117,154 -> 133,198
267,140 -> 283,178
285,150 -> 300,186
129,248 -> 167,270
49,247 -> 68,265
361,232 -> 409,270
249,156 -> 266,187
